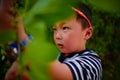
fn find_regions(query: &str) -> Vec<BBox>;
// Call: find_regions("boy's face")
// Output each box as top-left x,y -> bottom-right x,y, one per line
53,16 -> 91,54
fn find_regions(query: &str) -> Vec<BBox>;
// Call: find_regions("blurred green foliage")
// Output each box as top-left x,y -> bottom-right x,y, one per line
0,30 -> 17,44
0,0 -> 120,80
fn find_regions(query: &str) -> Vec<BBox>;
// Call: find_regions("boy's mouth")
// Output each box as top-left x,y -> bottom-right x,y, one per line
57,43 -> 64,48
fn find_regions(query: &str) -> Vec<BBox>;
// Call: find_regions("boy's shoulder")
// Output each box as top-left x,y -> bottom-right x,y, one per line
57,48 -> 102,80
58,48 -> 100,63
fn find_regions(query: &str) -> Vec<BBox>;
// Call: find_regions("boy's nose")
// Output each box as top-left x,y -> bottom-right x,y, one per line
54,32 -> 62,40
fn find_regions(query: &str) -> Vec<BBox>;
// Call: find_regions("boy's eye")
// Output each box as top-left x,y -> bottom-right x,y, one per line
62,26 -> 69,30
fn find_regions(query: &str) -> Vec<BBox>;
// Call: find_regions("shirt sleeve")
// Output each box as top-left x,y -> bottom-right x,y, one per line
64,55 -> 102,80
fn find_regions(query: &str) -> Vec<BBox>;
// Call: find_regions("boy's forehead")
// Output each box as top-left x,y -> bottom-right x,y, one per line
53,22 -> 65,28
54,15 -> 76,27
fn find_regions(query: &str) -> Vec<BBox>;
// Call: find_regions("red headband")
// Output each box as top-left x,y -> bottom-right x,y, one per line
72,7 -> 92,28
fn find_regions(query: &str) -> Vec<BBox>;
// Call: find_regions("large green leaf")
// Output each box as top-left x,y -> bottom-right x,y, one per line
23,0 -> 78,27
0,30 -> 17,44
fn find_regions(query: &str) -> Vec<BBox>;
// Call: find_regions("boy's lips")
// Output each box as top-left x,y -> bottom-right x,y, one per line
57,43 -> 64,48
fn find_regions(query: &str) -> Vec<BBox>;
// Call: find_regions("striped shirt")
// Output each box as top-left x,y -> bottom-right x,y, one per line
58,49 -> 102,80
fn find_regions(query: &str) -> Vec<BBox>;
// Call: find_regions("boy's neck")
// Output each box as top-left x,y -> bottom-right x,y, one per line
62,48 -> 86,57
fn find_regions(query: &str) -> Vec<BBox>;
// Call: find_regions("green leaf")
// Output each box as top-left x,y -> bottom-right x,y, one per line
0,30 -> 17,44
23,0 -> 78,27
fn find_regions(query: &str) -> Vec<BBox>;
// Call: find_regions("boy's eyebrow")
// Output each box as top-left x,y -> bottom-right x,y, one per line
53,22 -> 65,28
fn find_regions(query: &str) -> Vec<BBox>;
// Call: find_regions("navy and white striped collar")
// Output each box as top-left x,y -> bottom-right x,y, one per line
58,48 -> 92,63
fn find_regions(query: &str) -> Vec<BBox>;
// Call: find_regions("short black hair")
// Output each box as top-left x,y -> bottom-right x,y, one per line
74,3 -> 92,29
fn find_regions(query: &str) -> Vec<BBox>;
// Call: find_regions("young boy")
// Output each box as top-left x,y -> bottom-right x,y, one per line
49,4 -> 102,80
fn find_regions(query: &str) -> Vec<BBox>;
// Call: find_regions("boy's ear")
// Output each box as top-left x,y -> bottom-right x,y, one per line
84,27 -> 93,40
